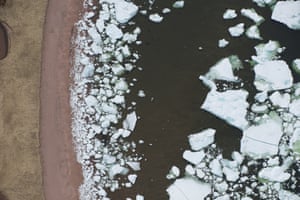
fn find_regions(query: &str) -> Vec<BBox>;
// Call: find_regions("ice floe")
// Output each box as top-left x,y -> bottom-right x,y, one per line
241,8 -> 265,25
188,129 -> 216,151
228,23 -> 245,37
149,13 -> 164,23
246,25 -> 262,40
172,0 -> 184,8
272,1 -> 300,30
223,9 -> 237,19
218,38 -> 229,48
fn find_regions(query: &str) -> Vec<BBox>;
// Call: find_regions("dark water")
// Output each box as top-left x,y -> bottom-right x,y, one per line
109,0 -> 300,199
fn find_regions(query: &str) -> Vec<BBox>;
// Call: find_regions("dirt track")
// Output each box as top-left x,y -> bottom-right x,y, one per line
40,0 -> 83,199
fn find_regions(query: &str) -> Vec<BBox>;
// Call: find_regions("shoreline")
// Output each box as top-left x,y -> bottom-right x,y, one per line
40,0 -> 83,199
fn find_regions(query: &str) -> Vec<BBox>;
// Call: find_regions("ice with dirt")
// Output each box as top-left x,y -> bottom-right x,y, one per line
241,119 -> 283,158
167,177 -> 211,200
253,60 -> 293,91
271,1 -> 300,30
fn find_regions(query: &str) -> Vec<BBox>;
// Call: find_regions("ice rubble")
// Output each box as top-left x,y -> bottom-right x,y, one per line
272,1 -> 300,30
71,0 -> 144,199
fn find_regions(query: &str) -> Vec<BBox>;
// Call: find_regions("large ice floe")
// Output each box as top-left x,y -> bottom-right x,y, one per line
71,0 -> 144,199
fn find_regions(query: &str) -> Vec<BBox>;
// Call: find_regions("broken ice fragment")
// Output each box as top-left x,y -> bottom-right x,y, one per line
123,111 -> 137,131
241,8 -> 265,25
271,1 -> 300,30
188,128 -> 215,151
106,24 -> 123,40
166,166 -> 180,179
246,25 -> 262,40
109,164 -> 129,179
292,58 -> 300,74
290,128 -> 300,154
223,9 -> 237,19
126,161 -> 141,171
269,91 -> 290,108
128,174 -> 137,184
228,23 -> 245,37
241,120 -> 283,158
201,90 -> 249,130
252,0 -> 276,7
167,177 -> 211,200
209,159 -> 223,177
218,39 -> 229,48
183,150 -> 205,165
253,60 -> 293,91
149,13 -> 163,23
251,40 -> 282,64
173,0 -> 184,8
258,166 -> 291,182
136,194 -> 144,200
162,8 -> 171,14
114,0 -> 139,24
289,98 -> 300,117
223,167 -> 240,182
85,95 -> 99,107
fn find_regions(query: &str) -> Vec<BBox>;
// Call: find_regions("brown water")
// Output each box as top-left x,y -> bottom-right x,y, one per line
109,0 -> 300,199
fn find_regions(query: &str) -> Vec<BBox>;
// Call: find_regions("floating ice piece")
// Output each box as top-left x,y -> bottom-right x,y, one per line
162,8 -> 171,14
166,166 -> 180,179
173,0 -> 184,8
136,194 -> 144,200
88,27 -> 101,41
251,103 -> 268,114
188,128 -> 216,151
216,194 -> 230,200
241,8 -> 265,25
292,58 -> 300,74
223,167 -> 240,182
209,159 -> 223,177
126,161 -> 141,171
115,79 -> 129,91
218,39 -> 229,48
252,0 -> 276,7
278,190 -> 300,200
271,1 -> 300,30
167,177 -> 211,200
183,150 -> 205,165
241,120 -> 283,158
149,13 -> 163,23
106,24 -> 123,40
185,164 -> 195,175
81,64 -> 95,78
123,111 -> 137,131
258,166 -> 290,182
201,90 -> 249,130
109,164 -> 129,178
290,128 -> 300,154
223,9 -> 237,19
85,95 -> 98,107
290,98 -> 300,117
246,25 -> 262,40
138,90 -> 146,97
114,0 -> 139,23
228,23 -> 245,37
269,91 -> 290,108
253,60 -> 293,91
128,174 -> 137,184
251,40 -> 281,64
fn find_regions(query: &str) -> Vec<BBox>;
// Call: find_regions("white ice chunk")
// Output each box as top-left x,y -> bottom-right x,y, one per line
115,79 -> 128,91
88,27 -> 101,41
201,90 -> 249,130
114,0 -> 139,24
258,166 -> 290,182
272,1 -> 300,30
254,60 -> 293,91
289,98 -> 300,117
251,40 -> 281,64
149,13 -> 163,23
166,166 -> 180,179
223,9 -> 237,19
228,23 -> 245,37
292,58 -> 300,74
279,190 -> 300,200
216,195 -> 230,200
136,194 -> 144,200
269,91 -> 290,108
246,25 -> 262,40
128,174 -> 137,184
252,0 -> 276,7
183,150 -> 205,165
126,161 -> 141,171
106,24 -> 123,40
123,111 -> 137,131
173,0 -> 184,8
109,164 -> 129,178
162,8 -> 171,14
209,159 -> 223,177
241,120 -> 283,158
167,177 -> 211,200
223,167 -> 240,182
290,128 -> 300,154
188,128 -> 216,151
241,8 -> 265,25
218,39 -> 229,48
81,64 -> 95,78
85,95 -> 99,107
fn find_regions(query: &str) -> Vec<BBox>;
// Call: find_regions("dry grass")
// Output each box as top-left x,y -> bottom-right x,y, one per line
0,0 -> 47,199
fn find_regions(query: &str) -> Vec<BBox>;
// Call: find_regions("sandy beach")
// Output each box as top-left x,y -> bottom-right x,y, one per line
40,0 -> 83,199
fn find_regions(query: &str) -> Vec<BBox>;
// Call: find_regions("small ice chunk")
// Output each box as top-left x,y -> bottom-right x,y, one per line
167,177 -> 211,200
115,79 -> 128,91
166,166 -> 180,179
185,164 -> 195,175
106,24 -> 123,40
188,128 -> 216,151
111,64 -> 125,75
114,1 -> 139,23
138,90 -> 146,97
246,25 -> 262,40
149,13 -> 163,23
201,90 -> 249,130
228,23 -> 245,37
162,8 -> 171,14
252,0 -> 276,7
251,40 -> 281,64
241,120 -> 283,158
255,91 -> 268,102
292,58 -> 300,74
271,1 -> 300,30
216,195 -> 230,200
241,8 -> 265,25
223,9 -> 237,19
251,103 -> 268,113
183,150 -> 205,165
269,91 -> 290,108
81,64 -> 95,78
85,95 -> 98,107
258,166 -> 290,182
253,60 -> 293,91
223,167 -> 240,182
215,181 -> 228,193
123,111 -> 137,131
173,0 -> 184,8
136,194 -> 144,200
109,164 -> 129,178
218,39 -> 229,48
127,161 -> 141,171
128,174 -> 137,184
279,190 -> 300,200
209,159 -> 223,177
289,99 -> 300,117
290,128 -> 300,154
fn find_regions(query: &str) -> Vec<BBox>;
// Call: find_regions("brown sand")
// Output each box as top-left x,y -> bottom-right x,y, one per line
0,0 -> 46,199
40,0 -> 83,199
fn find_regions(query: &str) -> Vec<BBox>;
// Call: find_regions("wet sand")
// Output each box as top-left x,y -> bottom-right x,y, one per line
40,0 -> 83,199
